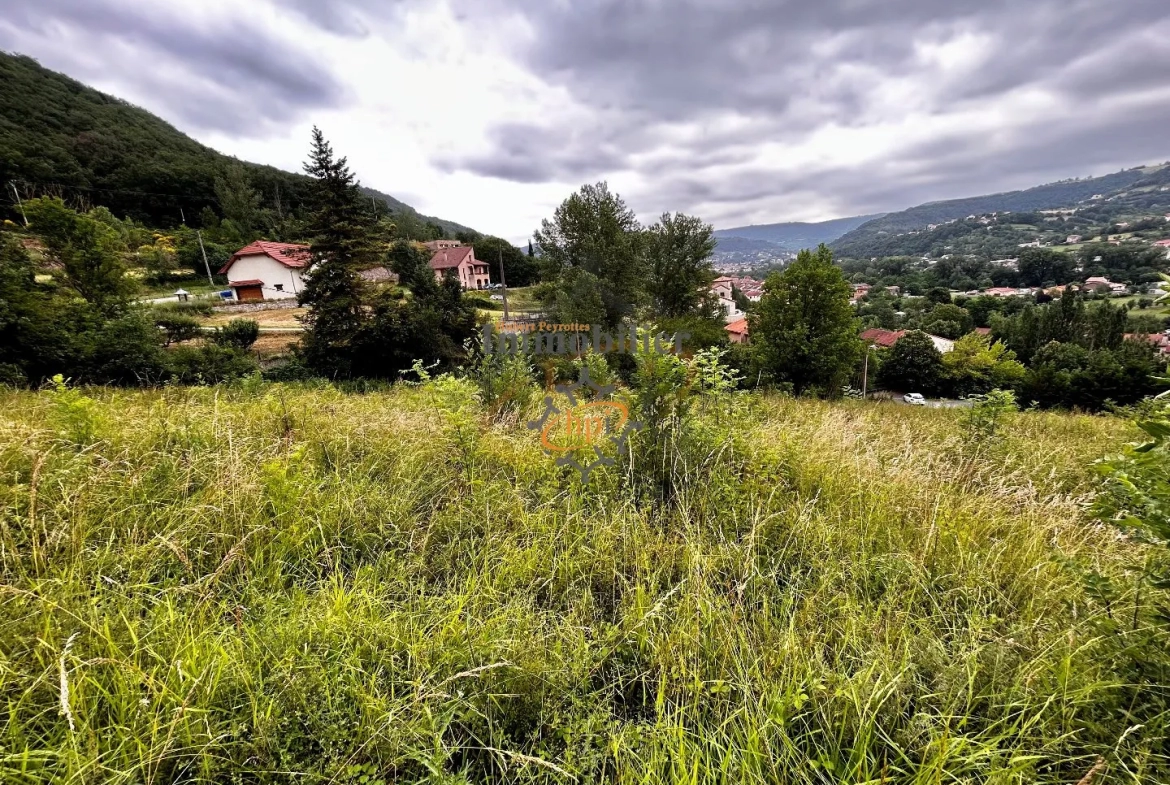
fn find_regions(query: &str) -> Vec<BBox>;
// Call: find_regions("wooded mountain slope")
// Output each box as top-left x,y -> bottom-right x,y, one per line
0,52 -> 473,234
832,164 -> 1170,258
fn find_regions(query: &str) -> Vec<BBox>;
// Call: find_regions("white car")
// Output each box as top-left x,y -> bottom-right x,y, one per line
903,393 -> 926,406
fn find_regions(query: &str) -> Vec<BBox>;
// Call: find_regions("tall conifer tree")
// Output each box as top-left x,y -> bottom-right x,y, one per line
297,127 -> 377,376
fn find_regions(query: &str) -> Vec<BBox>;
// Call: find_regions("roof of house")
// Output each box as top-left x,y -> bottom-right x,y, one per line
1153,239 -> 1170,247
974,327 -> 992,335
985,287 -> 1021,295
220,241 -> 311,274
725,318 -> 749,336
1084,276 -> 1113,285
860,328 -> 906,348
429,246 -> 477,270
1125,333 -> 1170,348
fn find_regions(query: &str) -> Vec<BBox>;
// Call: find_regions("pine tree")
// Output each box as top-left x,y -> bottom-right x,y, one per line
297,127 -> 377,377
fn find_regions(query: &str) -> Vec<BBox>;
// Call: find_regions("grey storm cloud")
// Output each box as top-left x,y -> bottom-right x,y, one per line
0,0 -> 347,136
635,94 -> 1170,227
435,120 -> 655,183
268,0 -> 396,37
439,0 -> 1170,224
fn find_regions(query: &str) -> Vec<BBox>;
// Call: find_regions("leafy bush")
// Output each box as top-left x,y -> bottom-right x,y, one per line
155,314 -> 201,346
959,389 -> 1018,445
166,344 -> 258,384
877,331 -> 944,395
212,318 -> 260,350
472,350 -> 538,423
150,299 -> 215,317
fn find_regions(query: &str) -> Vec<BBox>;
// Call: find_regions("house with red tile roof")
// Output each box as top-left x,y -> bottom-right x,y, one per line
1125,333 -> 1170,357
860,328 -> 906,348
220,241 -> 311,301
725,317 -> 749,344
429,245 -> 491,290
710,276 -> 744,321
861,328 -> 955,353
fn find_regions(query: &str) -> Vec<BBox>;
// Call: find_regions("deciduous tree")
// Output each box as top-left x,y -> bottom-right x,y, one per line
644,212 -> 718,319
751,245 -> 861,396
533,182 -> 646,328
877,331 -> 944,396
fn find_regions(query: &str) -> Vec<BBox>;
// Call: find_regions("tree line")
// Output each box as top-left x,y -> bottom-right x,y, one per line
3,127 -> 1167,412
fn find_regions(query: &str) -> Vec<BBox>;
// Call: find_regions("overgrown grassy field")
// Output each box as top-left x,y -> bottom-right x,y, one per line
1,382 -> 1166,783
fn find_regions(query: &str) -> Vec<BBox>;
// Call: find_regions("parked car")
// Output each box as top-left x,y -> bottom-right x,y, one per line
490,295 -> 504,301
903,393 -> 926,406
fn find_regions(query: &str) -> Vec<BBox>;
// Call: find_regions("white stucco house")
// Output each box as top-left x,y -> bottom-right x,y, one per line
710,276 -> 743,322
219,241 -> 311,301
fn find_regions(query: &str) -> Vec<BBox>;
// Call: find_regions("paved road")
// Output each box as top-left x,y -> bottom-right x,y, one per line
891,397 -> 973,409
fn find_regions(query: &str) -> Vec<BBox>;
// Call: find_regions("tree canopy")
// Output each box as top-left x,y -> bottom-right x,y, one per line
750,245 -> 861,395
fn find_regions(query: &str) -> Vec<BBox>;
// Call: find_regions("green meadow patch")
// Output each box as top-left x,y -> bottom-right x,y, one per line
0,383 -> 1165,783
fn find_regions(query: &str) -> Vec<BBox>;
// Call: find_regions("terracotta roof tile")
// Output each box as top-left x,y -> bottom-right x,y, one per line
429,246 -> 474,270
860,328 -> 906,348
220,241 -> 311,274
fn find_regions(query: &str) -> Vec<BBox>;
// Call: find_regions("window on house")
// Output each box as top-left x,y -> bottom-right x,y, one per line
274,284 -> 284,291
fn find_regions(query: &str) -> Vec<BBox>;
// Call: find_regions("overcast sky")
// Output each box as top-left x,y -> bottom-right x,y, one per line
3,0 -> 1169,242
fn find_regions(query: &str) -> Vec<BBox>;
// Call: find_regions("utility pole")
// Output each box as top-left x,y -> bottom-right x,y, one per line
196,230 -> 215,287
861,343 -> 876,398
180,207 -> 186,225
10,182 -> 28,227
498,246 -> 510,320
862,348 -> 869,398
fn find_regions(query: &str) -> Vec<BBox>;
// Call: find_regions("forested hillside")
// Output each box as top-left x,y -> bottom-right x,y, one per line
0,52 -> 473,234
833,165 -> 1170,258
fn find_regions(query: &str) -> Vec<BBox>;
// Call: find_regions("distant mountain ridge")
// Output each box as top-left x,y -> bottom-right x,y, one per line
831,165 -> 1170,258
0,51 -> 475,235
715,214 -> 885,251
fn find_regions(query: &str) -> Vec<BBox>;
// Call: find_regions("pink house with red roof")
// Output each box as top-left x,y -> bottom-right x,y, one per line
428,245 -> 491,289
220,241 -> 311,301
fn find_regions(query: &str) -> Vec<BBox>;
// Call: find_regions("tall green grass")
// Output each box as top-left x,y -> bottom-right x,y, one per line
0,381 -> 1164,783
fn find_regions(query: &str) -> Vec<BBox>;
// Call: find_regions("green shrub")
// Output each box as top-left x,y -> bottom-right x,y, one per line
213,318 -> 260,350
154,314 -> 202,346
959,388 -> 1018,444
166,343 -> 258,384
472,350 -> 538,423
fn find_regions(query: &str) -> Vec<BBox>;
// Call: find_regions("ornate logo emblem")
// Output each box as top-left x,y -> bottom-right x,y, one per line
526,367 -> 643,483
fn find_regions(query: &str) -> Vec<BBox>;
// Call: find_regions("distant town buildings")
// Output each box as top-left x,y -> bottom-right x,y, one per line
710,276 -> 764,321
